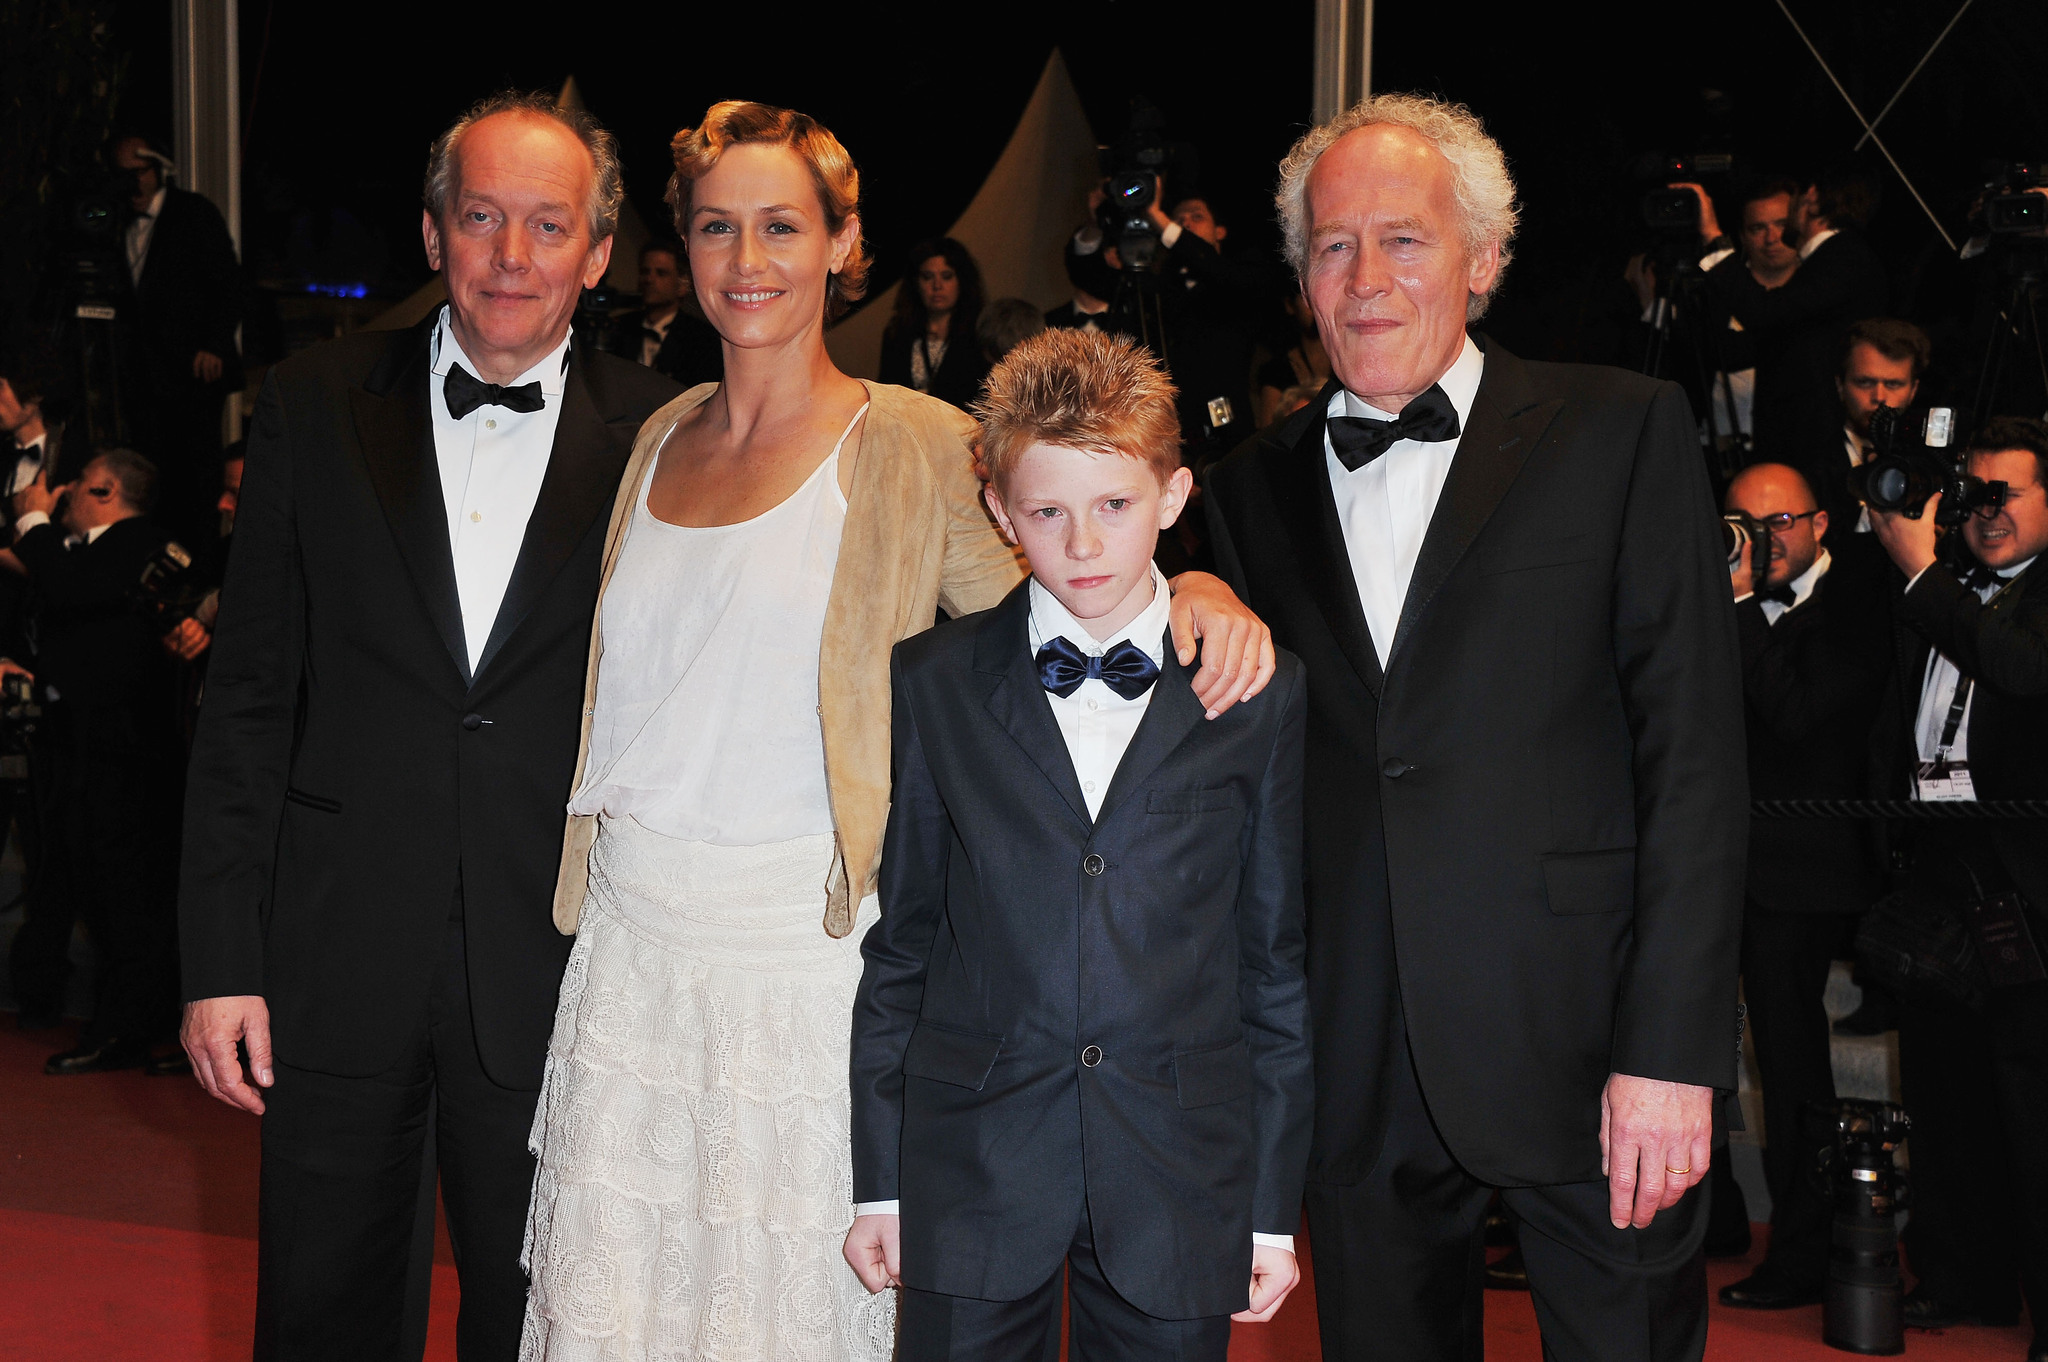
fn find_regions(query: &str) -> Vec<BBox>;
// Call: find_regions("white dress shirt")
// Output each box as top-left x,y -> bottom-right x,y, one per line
429,306 -> 570,673
1909,556 -> 2037,770
126,187 -> 168,285
8,432 -> 46,497
1325,335 -> 1486,667
638,309 -> 674,368
855,563 -> 1295,1252
1735,548 -> 1831,626
1798,227 -> 1839,262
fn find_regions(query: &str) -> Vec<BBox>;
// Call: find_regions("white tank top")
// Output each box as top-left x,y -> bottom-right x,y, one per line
567,404 -> 866,844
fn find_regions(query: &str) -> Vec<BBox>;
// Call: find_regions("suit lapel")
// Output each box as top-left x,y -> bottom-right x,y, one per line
976,585 -> 1092,829
1388,344 -> 1561,665
471,348 -> 633,680
1093,631 -> 1206,826
1265,380 -> 1384,697
351,319 -> 469,685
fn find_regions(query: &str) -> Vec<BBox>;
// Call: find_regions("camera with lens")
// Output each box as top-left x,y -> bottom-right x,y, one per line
1721,513 -> 1755,566
1814,1098 -> 1910,1356
1982,161 -> 2048,236
1636,152 -> 1736,237
1095,100 -> 1195,274
1850,405 -> 2009,526
129,540 -> 208,635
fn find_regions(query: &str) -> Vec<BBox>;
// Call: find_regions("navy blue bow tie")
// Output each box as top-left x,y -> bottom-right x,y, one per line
1036,636 -> 1160,700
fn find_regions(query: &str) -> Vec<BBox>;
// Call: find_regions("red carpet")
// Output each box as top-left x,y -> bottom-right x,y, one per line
0,1015 -> 2032,1360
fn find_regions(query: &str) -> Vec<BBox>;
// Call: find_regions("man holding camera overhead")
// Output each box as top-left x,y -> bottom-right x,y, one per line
1867,415 -> 2048,1349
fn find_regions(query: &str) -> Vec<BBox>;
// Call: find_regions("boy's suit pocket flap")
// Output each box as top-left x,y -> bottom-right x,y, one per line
1147,788 -> 1242,815
902,1022 -> 1004,1091
1175,1038 -> 1253,1108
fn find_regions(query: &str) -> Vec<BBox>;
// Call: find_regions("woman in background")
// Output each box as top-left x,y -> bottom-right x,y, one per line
878,236 -> 988,408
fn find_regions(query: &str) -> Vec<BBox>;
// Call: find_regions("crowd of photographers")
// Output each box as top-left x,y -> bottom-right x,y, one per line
6,122 -> 2048,1344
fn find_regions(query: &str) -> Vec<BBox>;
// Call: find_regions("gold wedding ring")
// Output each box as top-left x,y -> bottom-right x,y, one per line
1666,1165 -> 1692,1176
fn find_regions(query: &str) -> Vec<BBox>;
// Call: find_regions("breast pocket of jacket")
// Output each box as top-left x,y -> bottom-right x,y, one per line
1479,531 -> 1597,577
1146,788 -> 1247,885
902,1021 -> 1004,1092
1541,847 -> 1636,916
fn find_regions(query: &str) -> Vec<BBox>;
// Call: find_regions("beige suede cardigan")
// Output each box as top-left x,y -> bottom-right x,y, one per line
550,378 -> 1024,939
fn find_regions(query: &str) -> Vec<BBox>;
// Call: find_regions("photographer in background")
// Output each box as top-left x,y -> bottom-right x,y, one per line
0,368 -> 81,511
1067,187 -> 1264,476
1687,167 -> 1889,475
111,135 -> 244,546
1717,463 -> 1891,1310
1833,320 -> 1931,527
602,237 -> 722,389
1867,415 -> 2048,1343
13,450 -> 185,1075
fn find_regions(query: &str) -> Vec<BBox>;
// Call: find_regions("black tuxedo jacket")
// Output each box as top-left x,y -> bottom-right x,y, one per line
599,306 -> 723,390
1707,229 -> 1886,477
17,515 -> 178,723
1873,559 -> 2048,915
1736,539 -> 1891,914
1204,339 -> 1746,1188
851,584 -> 1312,1320
178,317 -> 679,1087
130,187 -> 245,395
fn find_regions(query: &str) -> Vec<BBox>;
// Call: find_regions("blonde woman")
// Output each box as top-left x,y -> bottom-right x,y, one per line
518,102 -> 1273,1361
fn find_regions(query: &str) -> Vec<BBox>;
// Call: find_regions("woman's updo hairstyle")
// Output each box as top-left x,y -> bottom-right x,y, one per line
666,101 -> 872,320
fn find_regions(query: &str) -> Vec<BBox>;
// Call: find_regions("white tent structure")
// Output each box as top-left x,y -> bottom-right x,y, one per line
370,54 -> 1102,383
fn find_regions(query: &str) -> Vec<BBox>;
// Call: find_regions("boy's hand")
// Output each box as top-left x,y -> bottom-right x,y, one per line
1166,570 -> 1276,718
843,1213 -> 902,1293
1234,1244 -> 1300,1322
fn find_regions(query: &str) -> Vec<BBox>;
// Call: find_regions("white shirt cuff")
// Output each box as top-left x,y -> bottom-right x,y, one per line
1904,564 -> 1934,594
1732,591 -> 1755,604
13,509 -> 50,540
852,1200 -> 898,1218
1159,221 -> 1183,250
1700,246 -> 1735,272
1253,1233 -> 1295,1252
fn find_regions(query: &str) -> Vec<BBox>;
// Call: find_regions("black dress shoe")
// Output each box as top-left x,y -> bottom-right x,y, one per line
143,1050 -> 192,1077
1485,1246 -> 1529,1291
44,1038 -> 149,1075
1718,1267 -> 1825,1309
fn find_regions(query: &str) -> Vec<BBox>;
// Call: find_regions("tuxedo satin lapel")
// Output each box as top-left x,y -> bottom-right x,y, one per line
1093,630 -> 1206,826
472,350 -> 635,682
352,323 -> 468,685
975,586 -> 1092,828
1389,348 -> 1561,665
1267,381 -> 1384,697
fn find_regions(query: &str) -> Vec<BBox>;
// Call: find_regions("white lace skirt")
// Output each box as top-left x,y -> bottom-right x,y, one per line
520,818 -> 893,1362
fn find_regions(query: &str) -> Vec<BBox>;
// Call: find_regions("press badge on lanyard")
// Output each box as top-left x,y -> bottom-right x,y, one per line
1915,674 -> 1976,801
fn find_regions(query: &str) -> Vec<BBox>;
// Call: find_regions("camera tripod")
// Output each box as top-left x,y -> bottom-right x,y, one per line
1969,241 -> 2048,430
1638,245 -> 1746,484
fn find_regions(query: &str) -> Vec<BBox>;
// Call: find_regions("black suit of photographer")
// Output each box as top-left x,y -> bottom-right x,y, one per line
599,306 -> 723,390
124,187 -> 245,538
1871,556 -> 2048,1327
15,514 -> 183,1049
1732,537 -> 1891,1291
1706,231 -> 1886,483
1066,230 -> 1262,468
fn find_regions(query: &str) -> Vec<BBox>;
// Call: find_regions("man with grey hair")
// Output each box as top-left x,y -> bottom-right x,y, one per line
1205,94 -> 1745,1360
177,92 -> 678,1357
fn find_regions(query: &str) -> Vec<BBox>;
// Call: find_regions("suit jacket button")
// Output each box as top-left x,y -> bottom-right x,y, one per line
1081,1045 -> 1102,1068
462,713 -> 484,731
1082,853 -> 1105,876
1381,758 -> 1411,778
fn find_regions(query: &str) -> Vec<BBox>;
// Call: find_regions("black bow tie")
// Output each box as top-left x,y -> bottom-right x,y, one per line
1757,583 -> 1798,610
443,363 -> 545,420
1036,636 -> 1160,701
1327,384 -> 1462,471
1958,562 -> 2006,593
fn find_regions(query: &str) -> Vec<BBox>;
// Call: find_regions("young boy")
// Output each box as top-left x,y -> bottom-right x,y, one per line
843,328 -> 1312,1360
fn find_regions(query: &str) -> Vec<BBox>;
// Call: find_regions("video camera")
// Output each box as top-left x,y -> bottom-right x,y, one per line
1095,100 -> 1197,274
1849,405 -> 2009,525
1635,152 -> 1736,238
1981,161 -> 2048,236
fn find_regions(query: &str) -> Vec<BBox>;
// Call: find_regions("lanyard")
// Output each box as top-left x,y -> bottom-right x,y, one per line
1932,674 -> 1973,777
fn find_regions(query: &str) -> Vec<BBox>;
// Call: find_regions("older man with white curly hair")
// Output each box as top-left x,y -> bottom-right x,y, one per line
1204,94 -> 1746,1360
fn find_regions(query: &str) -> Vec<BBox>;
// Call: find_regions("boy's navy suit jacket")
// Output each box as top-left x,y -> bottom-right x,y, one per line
851,578 -> 1312,1321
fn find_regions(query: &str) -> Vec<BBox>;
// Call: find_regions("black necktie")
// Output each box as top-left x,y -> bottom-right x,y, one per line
1036,636 -> 1160,701
1327,384 -> 1462,471
443,363 -> 545,420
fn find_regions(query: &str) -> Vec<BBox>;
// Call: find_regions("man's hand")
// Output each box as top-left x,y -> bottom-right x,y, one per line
842,1213 -> 901,1293
1234,1245 -> 1300,1323
1869,497 -> 1941,579
1601,1072 -> 1713,1229
1670,181 -> 1724,245
193,350 -> 225,383
181,995 -> 275,1115
1729,528 -> 1757,599
11,470 -> 66,522
1623,253 -> 1658,313
1165,571 -> 1276,717
164,617 -> 212,661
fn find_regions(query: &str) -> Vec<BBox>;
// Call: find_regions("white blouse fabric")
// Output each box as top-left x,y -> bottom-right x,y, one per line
566,405 -> 866,845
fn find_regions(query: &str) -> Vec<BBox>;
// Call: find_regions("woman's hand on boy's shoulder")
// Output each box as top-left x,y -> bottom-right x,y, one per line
1234,1244 -> 1301,1322
1166,571 -> 1277,719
